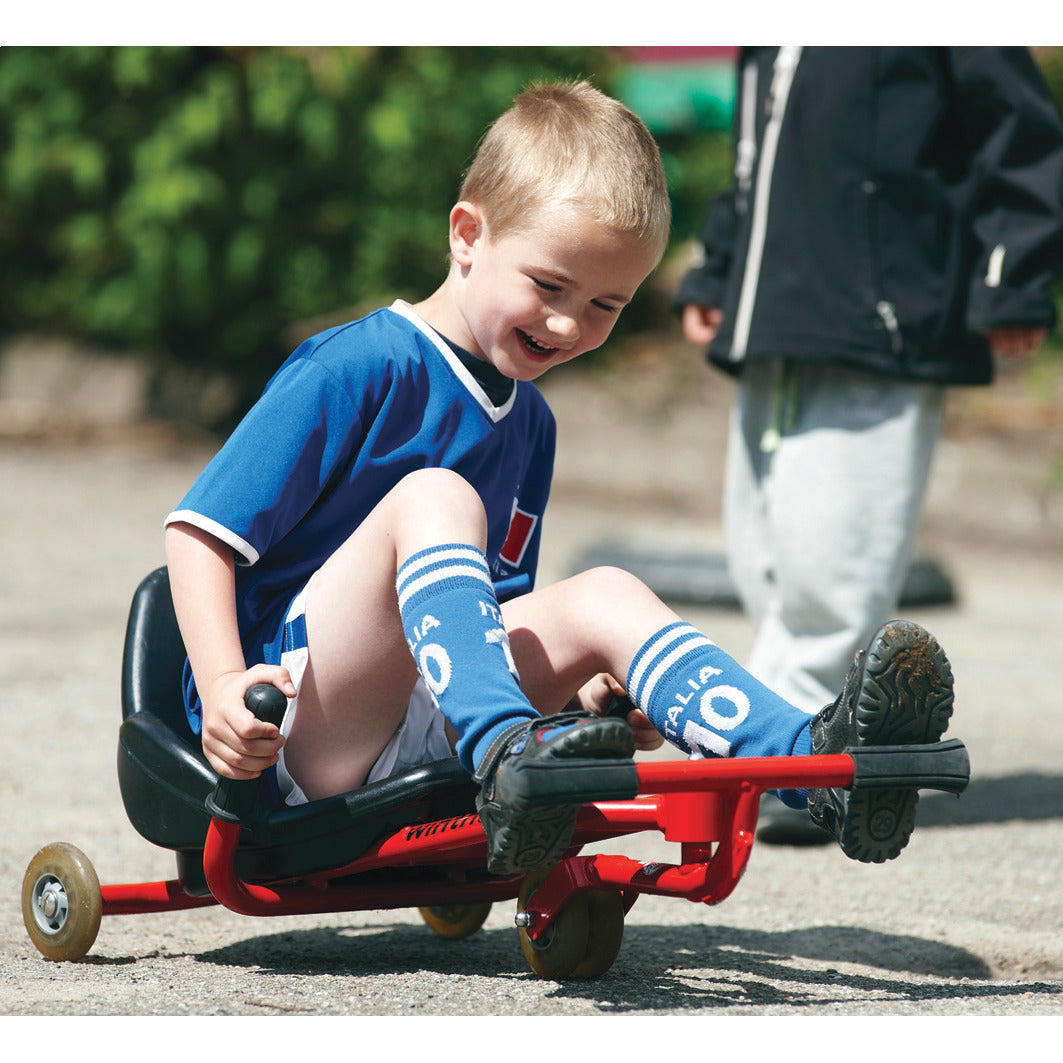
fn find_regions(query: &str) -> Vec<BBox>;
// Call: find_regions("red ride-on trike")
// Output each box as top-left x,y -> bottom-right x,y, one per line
22,567 -> 971,979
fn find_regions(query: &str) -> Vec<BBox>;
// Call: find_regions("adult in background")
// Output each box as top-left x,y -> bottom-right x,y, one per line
675,47 -> 1063,842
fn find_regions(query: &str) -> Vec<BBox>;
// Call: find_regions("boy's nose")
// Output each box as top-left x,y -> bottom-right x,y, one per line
547,310 -> 581,345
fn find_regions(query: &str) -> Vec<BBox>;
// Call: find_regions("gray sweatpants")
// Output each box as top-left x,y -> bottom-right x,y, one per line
723,360 -> 945,714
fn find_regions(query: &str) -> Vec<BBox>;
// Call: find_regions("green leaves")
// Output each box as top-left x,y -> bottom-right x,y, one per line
0,46 -> 622,380
0,45 -> 720,385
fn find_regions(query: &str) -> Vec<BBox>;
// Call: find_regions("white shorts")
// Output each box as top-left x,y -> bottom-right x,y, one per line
272,585 -> 455,806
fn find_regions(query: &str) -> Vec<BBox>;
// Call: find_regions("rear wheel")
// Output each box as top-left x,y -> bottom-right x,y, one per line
22,843 -> 103,961
418,902 -> 493,940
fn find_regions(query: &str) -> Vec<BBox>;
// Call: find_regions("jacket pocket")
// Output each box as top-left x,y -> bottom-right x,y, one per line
844,177 -> 901,356
868,171 -> 955,357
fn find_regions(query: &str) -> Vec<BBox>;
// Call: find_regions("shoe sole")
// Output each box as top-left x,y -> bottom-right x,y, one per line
841,620 -> 955,863
480,718 -> 635,876
482,802 -> 583,876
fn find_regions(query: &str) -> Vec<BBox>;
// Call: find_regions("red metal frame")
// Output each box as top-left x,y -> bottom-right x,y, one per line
99,752 -> 855,939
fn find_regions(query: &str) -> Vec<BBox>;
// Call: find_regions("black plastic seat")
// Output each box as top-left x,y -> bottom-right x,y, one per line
118,567 -> 218,850
115,568 -> 480,887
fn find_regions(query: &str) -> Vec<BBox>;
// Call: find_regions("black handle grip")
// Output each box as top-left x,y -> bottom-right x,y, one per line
604,693 -> 636,720
205,683 -> 289,824
244,682 -> 288,728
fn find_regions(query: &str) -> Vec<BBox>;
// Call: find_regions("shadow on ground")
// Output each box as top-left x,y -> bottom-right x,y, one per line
178,918 -> 1050,1014
918,771 -> 1063,827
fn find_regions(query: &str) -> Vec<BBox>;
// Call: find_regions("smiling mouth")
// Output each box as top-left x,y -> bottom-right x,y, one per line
517,329 -> 559,357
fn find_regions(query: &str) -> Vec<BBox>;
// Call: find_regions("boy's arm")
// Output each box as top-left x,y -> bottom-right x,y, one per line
165,521 -> 294,780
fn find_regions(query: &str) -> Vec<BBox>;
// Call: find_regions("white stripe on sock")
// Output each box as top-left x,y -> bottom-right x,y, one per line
628,625 -> 716,703
397,545 -> 490,584
636,634 -> 716,709
397,562 -> 495,612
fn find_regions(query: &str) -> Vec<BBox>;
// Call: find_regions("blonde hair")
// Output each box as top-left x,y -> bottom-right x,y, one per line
460,80 -> 671,261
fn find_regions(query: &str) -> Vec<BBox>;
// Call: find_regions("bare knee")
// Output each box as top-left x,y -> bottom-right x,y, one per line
506,565 -> 677,689
394,468 -> 484,514
567,565 -> 659,609
553,565 -> 672,658
388,469 -> 488,552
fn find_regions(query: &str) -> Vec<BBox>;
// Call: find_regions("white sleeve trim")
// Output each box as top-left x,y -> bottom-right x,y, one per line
164,509 -> 260,567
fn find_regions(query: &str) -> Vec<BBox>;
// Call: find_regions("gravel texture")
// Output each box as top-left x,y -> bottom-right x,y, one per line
2,344 -> 1061,1032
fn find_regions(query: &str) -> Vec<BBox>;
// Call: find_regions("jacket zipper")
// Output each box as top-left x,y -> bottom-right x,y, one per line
985,243 -> 1006,288
730,46 -> 803,362
876,300 -> 903,354
734,58 -> 759,213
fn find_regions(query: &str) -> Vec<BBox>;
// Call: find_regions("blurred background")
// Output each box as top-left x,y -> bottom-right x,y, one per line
0,44 -> 1060,460
0,45 -> 735,425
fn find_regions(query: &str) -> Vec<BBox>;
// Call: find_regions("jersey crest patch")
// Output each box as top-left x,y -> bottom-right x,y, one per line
499,504 -> 538,567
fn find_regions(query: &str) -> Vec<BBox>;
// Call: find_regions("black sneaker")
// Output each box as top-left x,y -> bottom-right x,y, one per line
473,713 -> 637,875
808,620 -> 955,863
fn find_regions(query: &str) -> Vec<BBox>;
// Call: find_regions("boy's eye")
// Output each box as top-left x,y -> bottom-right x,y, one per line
532,277 -> 620,314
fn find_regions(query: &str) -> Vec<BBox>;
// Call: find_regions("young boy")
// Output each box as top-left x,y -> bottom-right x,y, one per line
165,81 -> 956,876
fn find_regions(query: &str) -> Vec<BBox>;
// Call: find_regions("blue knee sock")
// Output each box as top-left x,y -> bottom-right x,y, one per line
626,622 -> 813,809
396,544 -> 537,773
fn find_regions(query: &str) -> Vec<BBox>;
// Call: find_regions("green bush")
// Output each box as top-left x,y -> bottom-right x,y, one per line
6,46 -> 718,385
5,46 -> 1060,395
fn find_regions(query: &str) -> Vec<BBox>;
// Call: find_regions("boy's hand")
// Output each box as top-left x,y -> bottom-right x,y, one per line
621,704 -> 665,752
572,673 -> 664,752
200,666 -> 294,780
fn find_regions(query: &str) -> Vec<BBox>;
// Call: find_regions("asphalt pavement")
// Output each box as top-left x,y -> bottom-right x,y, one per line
1,347 -> 1061,1032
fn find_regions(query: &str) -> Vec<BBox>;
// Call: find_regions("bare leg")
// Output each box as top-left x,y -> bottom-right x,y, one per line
281,468 -> 488,800
504,565 -> 813,765
503,565 -> 678,712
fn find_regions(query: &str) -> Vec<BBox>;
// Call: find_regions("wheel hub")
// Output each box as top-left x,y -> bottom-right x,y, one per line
31,875 -> 69,934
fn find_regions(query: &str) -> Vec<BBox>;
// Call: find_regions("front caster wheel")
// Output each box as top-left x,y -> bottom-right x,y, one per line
22,843 -> 103,961
516,867 -> 625,979
571,887 -> 625,978
418,902 -> 493,940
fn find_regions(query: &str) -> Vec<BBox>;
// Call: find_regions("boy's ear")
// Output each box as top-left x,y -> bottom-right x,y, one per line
449,201 -> 485,266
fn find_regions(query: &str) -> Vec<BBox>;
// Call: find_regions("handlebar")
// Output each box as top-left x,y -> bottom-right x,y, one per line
205,684 -> 288,824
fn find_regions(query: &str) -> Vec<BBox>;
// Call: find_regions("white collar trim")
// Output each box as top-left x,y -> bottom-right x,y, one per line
389,300 -> 517,423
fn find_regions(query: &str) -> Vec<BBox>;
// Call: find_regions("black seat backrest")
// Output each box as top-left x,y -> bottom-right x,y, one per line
116,568 -> 479,867
121,566 -> 196,744
118,567 -> 219,851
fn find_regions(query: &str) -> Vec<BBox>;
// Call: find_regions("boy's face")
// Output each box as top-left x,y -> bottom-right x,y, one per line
445,202 -> 660,381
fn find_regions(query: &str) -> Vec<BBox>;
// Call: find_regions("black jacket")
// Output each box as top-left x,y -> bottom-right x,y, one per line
675,46 -> 1063,385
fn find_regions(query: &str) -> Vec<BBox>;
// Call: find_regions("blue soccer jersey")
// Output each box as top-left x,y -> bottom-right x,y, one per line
166,301 -> 556,710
